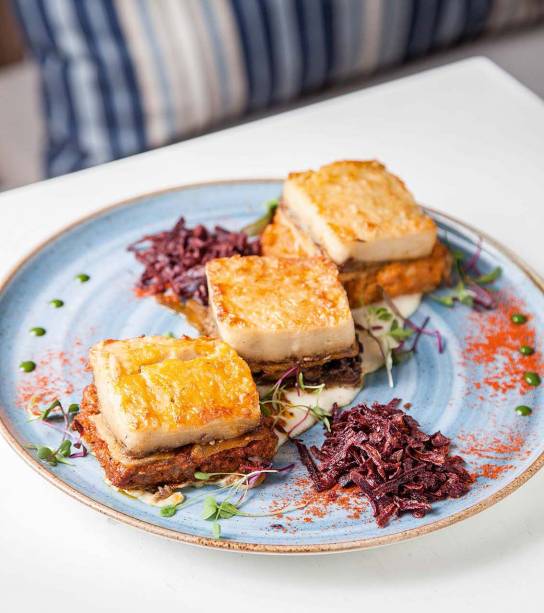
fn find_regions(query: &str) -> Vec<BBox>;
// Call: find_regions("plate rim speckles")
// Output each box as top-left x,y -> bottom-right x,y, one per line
1,178 -> 544,555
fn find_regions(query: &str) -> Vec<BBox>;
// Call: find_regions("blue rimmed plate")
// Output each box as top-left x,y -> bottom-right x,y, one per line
0,179 -> 543,553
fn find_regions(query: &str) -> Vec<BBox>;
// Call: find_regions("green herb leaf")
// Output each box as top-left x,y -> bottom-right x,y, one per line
430,294 -> 455,308
202,496 -> 218,520
68,403 -> 80,414
241,199 -> 279,236
41,399 -> 61,420
217,502 -> 240,519
389,326 -> 413,341
473,266 -> 502,285
57,439 -> 72,458
377,308 -> 393,321
431,281 -> 475,309
389,320 -> 413,342
36,446 -> 55,461
53,456 -> 72,466
212,521 -> 221,539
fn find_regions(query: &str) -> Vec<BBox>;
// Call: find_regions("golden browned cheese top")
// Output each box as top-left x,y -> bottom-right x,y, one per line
206,255 -> 352,330
91,337 -> 259,432
286,160 -> 436,242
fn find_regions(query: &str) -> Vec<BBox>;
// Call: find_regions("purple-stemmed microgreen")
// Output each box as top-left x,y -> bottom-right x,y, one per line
27,398 -> 87,465
356,305 -> 415,388
382,293 -> 444,354
259,367 -> 331,433
430,240 -> 501,310
160,465 -> 305,539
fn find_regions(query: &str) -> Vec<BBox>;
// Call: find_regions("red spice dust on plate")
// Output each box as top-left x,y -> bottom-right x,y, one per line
16,348 -> 87,413
294,399 -> 473,528
457,430 -> 532,466
456,429 -> 535,481
463,296 -> 542,396
268,476 -> 368,528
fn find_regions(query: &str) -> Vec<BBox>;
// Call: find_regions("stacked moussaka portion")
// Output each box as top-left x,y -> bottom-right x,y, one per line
74,336 -> 277,489
262,160 -> 451,306
204,255 -> 361,385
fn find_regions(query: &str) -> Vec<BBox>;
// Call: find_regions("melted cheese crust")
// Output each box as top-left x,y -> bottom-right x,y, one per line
89,336 -> 260,456
283,160 -> 437,264
206,256 -> 355,362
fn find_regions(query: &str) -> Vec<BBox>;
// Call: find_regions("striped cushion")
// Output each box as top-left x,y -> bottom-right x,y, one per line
14,0 -> 544,178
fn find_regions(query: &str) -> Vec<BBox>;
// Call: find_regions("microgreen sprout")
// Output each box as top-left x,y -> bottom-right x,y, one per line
27,398 -> 87,465
382,293 -> 444,355
259,367 -> 332,434
159,465 -> 305,539
241,198 -> 279,236
27,439 -> 72,467
431,239 -> 501,310
389,319 -> 414,342
356,305 -> 415,388
28,398 -> 62,422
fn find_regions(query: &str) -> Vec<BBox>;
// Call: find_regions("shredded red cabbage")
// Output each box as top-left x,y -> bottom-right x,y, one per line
295,399 -> 472,527
128,217 -> 261,305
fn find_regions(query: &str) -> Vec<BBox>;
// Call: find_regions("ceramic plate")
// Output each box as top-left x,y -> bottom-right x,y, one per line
1,180 -> 543,553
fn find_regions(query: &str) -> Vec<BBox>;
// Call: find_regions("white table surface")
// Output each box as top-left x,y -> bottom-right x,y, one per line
1,58 -> 544,610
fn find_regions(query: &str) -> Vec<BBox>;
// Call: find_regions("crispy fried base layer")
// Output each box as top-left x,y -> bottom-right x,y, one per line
74,385 -> 278,490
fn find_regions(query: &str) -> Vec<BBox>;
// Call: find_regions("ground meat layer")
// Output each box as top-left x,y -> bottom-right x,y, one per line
340,242 -> 452,306
74,385 -> 278,490
252,352 -> 362,385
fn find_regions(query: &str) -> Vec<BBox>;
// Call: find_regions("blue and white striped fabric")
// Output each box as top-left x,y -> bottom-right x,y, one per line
14,0 -> 544,178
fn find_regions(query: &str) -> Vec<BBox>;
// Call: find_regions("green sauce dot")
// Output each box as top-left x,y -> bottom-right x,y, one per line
515,405 -> 533,416
520,345 -> 534,356
19,360 -> 36,373
49,299 -> 64,308
75,273 -> 90,283
511,313 -> 527,325
29,327 -> 46,337
523,371 -> 541,386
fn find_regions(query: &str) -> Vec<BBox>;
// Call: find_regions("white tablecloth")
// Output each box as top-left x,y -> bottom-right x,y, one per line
1,58 -> 543,611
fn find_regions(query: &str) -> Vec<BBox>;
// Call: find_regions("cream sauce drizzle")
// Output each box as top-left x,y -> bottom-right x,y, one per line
110,483 -> 185,508
352,293 -> 422,376
274,384 -> 362,447
271,293 -> 422,444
